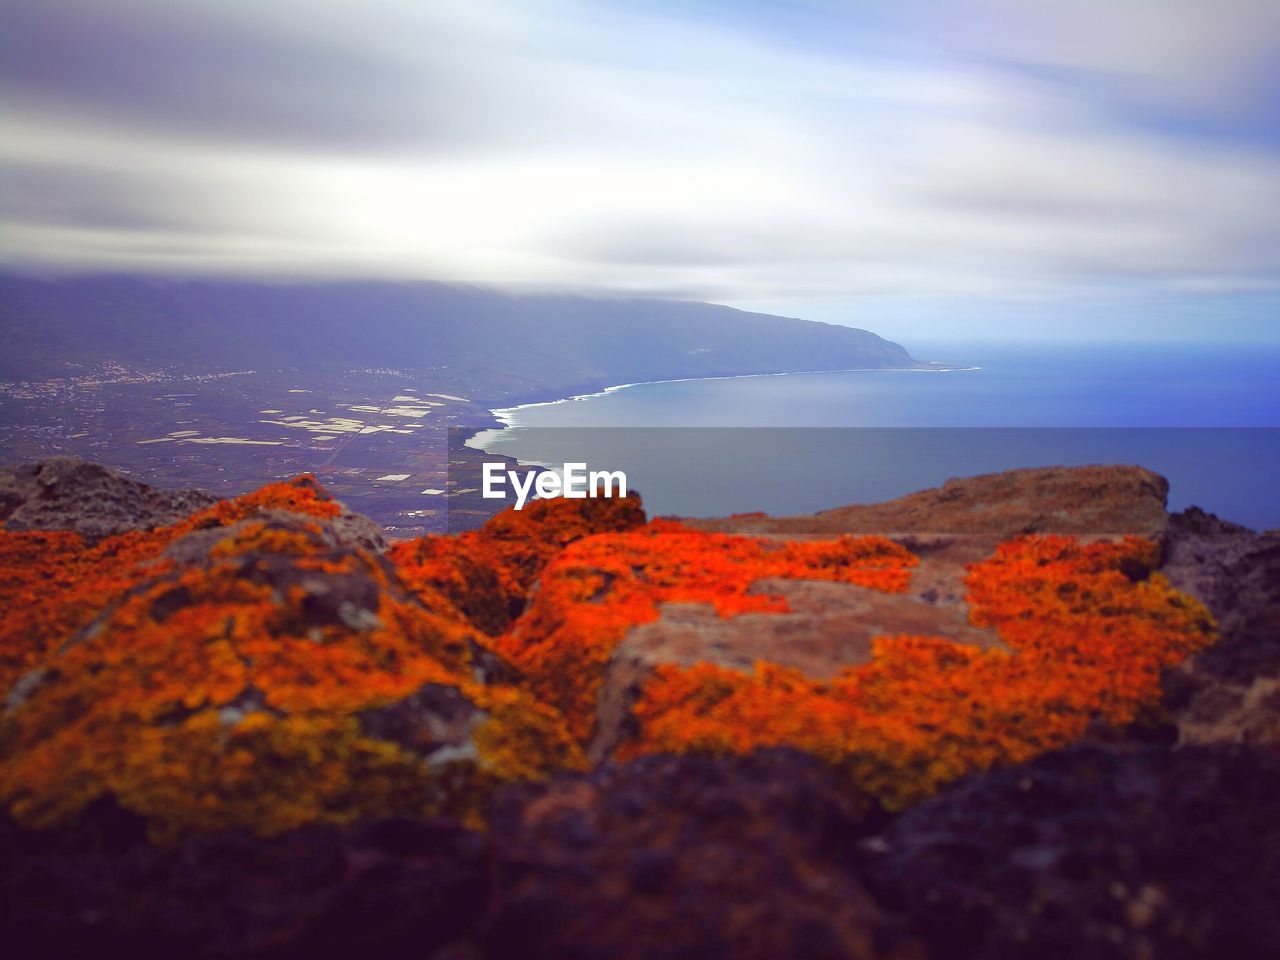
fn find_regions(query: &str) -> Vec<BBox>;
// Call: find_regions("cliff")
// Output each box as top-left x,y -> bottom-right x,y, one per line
1,459 -> 1275,958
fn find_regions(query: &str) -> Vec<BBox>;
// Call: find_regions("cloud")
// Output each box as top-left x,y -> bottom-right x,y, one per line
2,0 -> 1279,309
913,0 -> 1280,128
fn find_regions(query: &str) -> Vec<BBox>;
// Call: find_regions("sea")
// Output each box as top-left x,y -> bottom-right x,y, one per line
472,341 -> 1280,530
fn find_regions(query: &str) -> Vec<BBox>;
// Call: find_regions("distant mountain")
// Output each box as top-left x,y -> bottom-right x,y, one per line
0,274 -> 920,402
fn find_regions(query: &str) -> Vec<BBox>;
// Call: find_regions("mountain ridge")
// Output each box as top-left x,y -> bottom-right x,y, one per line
0,274 -> 921,401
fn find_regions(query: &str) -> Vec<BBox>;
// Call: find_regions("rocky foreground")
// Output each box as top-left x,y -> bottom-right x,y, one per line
0,459 -> 1276,959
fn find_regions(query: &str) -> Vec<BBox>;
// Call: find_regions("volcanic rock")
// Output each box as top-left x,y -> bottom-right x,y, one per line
0,802 -> 487,959
691,464 -> 1170,536
591,572 -> 1001,759
482,749 -> 917,960
389,492 -> 647,635
862,742 -> 1280,959
2,458 -> 1276,960
0,457 -> 218,539
0,474 -> 578,840
1158,508 -> 1280,748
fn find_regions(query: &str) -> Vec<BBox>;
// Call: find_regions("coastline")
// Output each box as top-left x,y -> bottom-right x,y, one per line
472,362 -> 977,445
454,362 -> 980,517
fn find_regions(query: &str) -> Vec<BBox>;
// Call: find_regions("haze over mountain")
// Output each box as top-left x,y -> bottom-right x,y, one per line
5,2 -> 1279,342
0,274 -> 920,402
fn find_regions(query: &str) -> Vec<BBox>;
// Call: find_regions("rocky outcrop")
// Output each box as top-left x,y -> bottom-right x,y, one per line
492,516 -> 1211,810
1,459 -> 1276,959
862,742 -> 1280,959
847,505 -> 1280,960
0,458 -> 390,551
590,573 -> 1002,760
589,534 -> 1002,759
1159,508 -> 1280,748
483,749 -> 914,960
0,457 -> 218,539
0,473 -> 581,840
691,464 -> 1171,536
492,528 -> 924,749
389,493 -> 647,635
0,751 -> 901,960
0,803 -> 487,959
11,741 -> 1277,960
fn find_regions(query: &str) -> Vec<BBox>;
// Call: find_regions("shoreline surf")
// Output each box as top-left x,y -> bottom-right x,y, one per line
474,362 -> 977,441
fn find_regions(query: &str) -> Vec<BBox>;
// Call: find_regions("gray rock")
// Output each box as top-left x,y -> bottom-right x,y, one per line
1159,508 -> 1280,748
863,742 -> 1280,960
0,457 -> 217,539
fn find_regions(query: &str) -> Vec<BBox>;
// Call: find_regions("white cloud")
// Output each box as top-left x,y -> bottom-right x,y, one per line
2,0 -> 1279,306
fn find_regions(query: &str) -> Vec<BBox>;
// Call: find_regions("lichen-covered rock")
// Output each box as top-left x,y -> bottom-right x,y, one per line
389,492 -> 646,635
0,475 -> 582,840
692,464 -> 1171,536
494,522 -> 919,746
862,742 -> 1280,959
619,535 -> 1214,808
0,457 -> 218,539
483,749 -> 919,960
590,571 -> 1001,760
1,459 -> 1269,960
0,470 -> 356,696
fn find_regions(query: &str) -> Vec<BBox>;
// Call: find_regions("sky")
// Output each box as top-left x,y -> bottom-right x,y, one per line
3,0 -> 1280,340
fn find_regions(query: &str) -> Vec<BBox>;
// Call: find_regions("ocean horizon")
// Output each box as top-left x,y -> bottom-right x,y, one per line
474,340 -> 1280,528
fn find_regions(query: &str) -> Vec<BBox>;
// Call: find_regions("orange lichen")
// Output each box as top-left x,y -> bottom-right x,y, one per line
624,535 -> 1216,807
0,475 -> 353,693
0,478 -> 585,840
1,479 -> 1218,839
389,493 -> 646,634
0,528 -> 177,696
167,473 -> 342,534
494,521 -> 918,742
